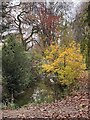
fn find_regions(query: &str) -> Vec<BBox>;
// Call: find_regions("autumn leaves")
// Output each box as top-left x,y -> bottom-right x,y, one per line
42,41 -> 86,86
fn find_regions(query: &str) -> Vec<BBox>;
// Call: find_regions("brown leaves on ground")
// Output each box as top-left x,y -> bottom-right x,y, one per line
2,73 -> 90,120
3,92 -> 89,119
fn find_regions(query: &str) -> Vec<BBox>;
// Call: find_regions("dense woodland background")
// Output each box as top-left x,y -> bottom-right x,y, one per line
0,1 -> 90,110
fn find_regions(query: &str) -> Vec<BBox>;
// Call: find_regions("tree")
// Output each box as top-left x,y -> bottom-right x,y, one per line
2,35 -> 31,103
87,2 -> 90,70
72,2 -> 90,70
41,40 -> 86,99
2,1 -> 73,51
1,2 -> 10,34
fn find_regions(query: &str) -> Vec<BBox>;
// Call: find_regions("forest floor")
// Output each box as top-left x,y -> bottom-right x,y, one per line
2,72 -> 90,120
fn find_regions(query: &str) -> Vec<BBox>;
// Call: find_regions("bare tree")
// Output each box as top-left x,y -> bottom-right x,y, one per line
2,1 -> 73,50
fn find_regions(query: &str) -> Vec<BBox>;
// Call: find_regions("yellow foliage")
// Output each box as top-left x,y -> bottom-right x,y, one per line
42,41 -> 86,86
